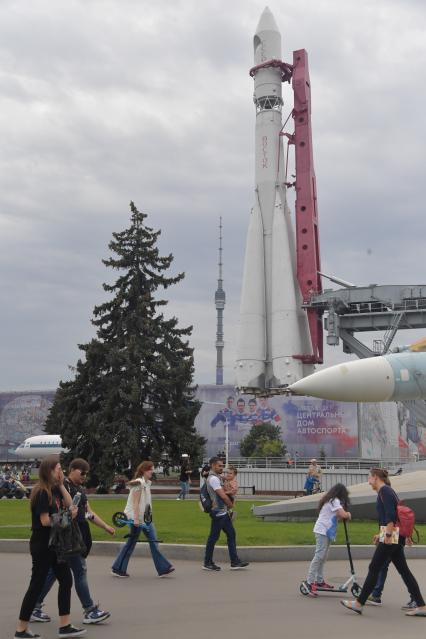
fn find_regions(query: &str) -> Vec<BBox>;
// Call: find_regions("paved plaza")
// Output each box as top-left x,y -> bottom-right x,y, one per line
2,553 -> 426,639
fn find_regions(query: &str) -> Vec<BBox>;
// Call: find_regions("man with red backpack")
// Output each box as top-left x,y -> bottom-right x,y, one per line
341,467 -> 426,617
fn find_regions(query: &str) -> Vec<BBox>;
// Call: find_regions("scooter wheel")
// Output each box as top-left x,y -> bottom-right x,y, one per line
112,512 -> 128,528
299,582 -> 310,596
351,583 -> 362,597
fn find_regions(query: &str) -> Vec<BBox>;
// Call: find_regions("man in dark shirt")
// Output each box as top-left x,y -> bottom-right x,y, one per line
31,459 -> 115,625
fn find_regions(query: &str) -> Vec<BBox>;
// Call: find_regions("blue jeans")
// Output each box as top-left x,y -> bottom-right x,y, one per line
178,481 -> 189,499
36,555 -> 93,611
112,523 -> 172,575
372,557 -> 391,597
204,513 -> 239,565
371,555 -> 418,603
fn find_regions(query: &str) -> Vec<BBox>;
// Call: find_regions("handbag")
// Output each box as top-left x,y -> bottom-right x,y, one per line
49,509 -> 87,563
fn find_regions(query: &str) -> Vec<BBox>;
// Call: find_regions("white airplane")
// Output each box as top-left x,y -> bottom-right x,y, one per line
14,434 -> 68,460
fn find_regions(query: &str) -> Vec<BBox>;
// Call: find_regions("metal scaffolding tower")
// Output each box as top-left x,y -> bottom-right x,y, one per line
309,283 -> 426,359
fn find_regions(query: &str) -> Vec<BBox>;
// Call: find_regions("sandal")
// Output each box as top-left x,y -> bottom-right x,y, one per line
340,600 -> 363,615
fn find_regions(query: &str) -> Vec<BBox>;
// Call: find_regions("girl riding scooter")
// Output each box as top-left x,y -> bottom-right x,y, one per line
301,483 -> 351,597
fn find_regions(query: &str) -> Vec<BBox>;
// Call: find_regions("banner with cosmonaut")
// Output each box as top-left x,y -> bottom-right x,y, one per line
195,384 -> 359,459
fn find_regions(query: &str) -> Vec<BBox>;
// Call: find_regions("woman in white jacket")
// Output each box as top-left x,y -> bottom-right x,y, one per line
111,461 -> 174,578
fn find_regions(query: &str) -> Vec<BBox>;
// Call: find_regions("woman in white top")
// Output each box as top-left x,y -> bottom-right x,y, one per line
301,483 -> 351,597
111,461 -> 174,578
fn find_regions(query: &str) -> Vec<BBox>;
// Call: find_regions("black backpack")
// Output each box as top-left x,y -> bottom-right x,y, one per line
199,481 -> 213,513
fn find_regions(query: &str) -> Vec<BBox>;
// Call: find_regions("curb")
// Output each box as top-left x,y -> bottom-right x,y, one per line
2,539 -> 426,562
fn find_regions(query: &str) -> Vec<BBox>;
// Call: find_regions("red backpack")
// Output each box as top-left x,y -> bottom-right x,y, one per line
396,502 -> 419,542
382,488 -> 419,543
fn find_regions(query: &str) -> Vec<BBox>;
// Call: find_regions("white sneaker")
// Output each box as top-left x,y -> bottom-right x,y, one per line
83,607 -> 110,624
30,606 -> 51,622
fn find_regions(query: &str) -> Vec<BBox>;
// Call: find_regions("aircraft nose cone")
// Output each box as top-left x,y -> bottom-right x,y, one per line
288,357 -> 395,402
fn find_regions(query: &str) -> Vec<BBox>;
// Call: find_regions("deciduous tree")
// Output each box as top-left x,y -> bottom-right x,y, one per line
239,423 -> 285,458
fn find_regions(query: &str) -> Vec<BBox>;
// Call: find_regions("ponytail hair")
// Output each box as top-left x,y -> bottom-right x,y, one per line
369,467 -> 391,486
127,461 -> 154,486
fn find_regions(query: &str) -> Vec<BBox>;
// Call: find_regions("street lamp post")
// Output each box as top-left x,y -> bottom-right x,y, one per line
224,415 -> 229,467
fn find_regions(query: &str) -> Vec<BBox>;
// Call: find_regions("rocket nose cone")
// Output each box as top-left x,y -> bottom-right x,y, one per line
254,6 -> 281,61
255,6 -> 280,35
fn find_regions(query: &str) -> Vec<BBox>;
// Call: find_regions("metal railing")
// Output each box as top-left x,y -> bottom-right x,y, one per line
236,468 -> 370,493
216,456 -> 423,471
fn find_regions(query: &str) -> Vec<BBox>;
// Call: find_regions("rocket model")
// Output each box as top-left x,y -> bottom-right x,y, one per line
235,7 -> 314,391
289,338 -> 426,402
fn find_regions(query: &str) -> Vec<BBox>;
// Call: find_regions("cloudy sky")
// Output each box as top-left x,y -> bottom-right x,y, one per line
1,0 -> 426,391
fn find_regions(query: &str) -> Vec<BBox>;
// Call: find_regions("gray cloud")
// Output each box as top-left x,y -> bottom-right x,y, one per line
0,0 -> 425,390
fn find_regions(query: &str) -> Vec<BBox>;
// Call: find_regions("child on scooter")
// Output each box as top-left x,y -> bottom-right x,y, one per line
302,483 -> 351,597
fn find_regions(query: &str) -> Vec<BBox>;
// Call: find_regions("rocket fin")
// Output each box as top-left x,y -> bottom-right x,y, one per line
271,190 -> 305,385
235,203 -> 266,388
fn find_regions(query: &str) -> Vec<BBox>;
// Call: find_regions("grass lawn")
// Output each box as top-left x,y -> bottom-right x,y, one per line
1,499 -> 417,546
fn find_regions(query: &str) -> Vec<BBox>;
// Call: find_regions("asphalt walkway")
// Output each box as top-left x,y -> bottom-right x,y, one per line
2,554 -> 426,639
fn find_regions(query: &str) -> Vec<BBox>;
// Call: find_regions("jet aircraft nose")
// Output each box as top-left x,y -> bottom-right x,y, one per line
288,357 -> 395,402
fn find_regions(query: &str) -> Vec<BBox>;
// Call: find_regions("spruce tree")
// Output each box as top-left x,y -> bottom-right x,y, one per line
46,202 -> 204,486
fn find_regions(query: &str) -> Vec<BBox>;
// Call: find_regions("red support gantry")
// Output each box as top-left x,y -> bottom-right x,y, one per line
291,49 -> 323,364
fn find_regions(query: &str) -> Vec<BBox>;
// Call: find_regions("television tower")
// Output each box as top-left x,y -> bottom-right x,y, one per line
215,217 -> 226,385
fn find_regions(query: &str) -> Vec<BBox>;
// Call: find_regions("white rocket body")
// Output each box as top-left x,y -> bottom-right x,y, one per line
235,8 -> 313,390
